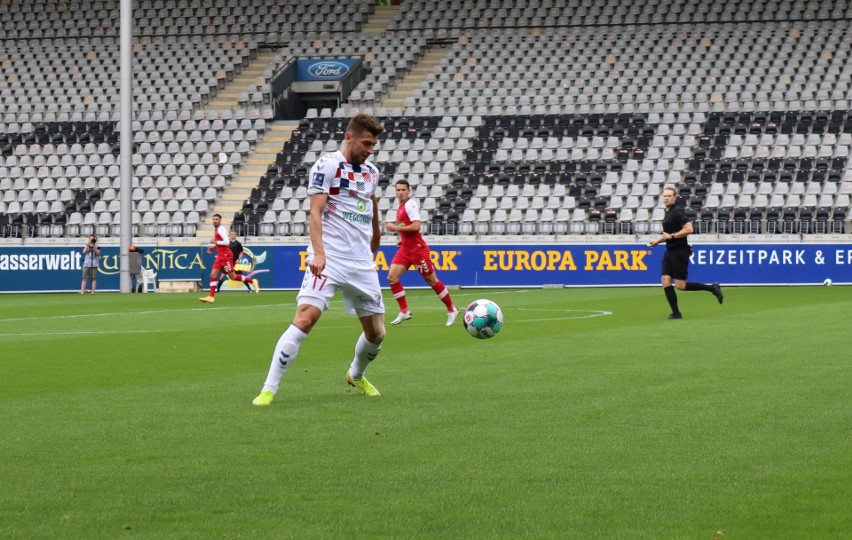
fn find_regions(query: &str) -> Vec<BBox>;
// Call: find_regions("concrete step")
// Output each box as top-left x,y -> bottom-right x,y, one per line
202,120 -> 297,225
254,140 -> 284,150
221,194 -> 251,203
267,123 -> 297,132
240,163 -> 272,173
202,50 -> 277,112
250,148 -> 282,158
246,150 -> 279,160
375,47 -> 449,108
245,153 -> 277,165
230,174 -> 258,185
247,146 -> 279,154
361,5 -> 399,33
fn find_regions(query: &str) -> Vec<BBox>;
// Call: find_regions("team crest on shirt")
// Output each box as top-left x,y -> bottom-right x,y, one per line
336,163 -> 378,197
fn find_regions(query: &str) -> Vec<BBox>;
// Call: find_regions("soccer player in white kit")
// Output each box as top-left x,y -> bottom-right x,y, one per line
253,113 -> 386,405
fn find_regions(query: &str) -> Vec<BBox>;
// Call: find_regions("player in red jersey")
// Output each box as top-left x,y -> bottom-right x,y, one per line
385,179 -> 459,327
198,214 -> 253,304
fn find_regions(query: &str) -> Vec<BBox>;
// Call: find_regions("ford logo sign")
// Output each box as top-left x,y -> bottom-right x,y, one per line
308,61 -> 350,78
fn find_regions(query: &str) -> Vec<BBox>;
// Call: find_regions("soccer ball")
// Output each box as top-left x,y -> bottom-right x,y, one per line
823,278 -> 833,286
462,299 -> 503,339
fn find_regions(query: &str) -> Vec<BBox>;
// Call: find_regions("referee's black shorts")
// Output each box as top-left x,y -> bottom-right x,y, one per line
661,246 -> 691,280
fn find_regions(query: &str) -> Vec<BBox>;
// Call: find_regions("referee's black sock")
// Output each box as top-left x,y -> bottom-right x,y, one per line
685,282 -> 714,292
664,285 -> 680,314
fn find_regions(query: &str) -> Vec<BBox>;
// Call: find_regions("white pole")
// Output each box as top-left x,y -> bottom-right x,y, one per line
119,0 -> 134,292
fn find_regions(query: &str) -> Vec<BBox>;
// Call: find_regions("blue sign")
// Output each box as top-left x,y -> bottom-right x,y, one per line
372,243 -> 852,288
1,242 -> 850,293
296,58 -> 359,81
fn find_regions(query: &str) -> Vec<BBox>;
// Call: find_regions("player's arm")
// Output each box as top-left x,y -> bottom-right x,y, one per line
308,193 -> 328,276
371,194 -> 381,252
386,199 -> 421,233
215,226 -> 230,247
649,217 -> 693,246
670,220 -> 693,240
663,214 -> 693,242
207,233 -> 218,251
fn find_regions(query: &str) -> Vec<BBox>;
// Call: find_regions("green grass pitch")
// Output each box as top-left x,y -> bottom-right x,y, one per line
1,286 -> 850,539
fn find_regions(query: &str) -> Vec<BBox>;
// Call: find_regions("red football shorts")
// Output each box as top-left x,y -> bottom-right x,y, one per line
213,254 -> 235,274
391,247 -> 434,277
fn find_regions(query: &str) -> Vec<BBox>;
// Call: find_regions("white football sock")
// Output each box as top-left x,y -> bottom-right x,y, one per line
262,324 -> 308,393
348,332 -> 382,380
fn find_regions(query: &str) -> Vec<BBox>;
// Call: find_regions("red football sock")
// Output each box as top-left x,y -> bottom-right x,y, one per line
431,280 -> 454,311
390,281 -> 409,312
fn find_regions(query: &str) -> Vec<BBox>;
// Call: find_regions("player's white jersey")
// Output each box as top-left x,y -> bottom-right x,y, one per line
306,150 -> 380,260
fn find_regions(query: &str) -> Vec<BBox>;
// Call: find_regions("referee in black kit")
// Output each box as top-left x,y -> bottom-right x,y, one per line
648,186 -> 724,319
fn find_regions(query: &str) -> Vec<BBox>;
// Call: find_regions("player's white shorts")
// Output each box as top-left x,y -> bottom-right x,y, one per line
296,255 -> 385,317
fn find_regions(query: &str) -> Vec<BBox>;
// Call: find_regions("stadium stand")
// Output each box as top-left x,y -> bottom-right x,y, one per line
1,0 -> 851,239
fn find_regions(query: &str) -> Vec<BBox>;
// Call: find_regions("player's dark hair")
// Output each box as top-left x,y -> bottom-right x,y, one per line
395,179 -> 411,188
213,213 -> 222,219
347,113 -> 384,137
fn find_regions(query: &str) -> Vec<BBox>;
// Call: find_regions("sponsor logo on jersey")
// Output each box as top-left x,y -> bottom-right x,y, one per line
340,211 -> 372,224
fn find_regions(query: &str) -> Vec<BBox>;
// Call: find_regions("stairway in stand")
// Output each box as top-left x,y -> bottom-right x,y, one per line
197,121 -> 298,236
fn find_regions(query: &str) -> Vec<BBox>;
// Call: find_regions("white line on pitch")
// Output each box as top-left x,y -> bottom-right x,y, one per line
0,303 -> 292,323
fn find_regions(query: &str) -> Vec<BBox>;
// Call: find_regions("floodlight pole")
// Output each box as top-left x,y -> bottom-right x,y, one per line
119,0 -> 134,292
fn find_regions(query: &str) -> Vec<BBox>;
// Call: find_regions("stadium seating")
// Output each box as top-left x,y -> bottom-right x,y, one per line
1,0 -> 851,238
